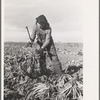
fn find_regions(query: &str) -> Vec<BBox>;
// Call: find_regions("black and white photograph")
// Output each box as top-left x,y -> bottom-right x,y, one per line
2,0 -> 98,100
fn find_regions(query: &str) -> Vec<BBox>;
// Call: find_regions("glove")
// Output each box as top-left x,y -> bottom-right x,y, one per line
39,48 -> 44,52
35,48 -> 44,55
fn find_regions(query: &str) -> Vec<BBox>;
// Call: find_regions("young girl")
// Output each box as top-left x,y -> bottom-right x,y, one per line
28,15 -> 63,76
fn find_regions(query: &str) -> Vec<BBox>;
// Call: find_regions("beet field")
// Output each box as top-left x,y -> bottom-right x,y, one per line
4,42 -> 83,100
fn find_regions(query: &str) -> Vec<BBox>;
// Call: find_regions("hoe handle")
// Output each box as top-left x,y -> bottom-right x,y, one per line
26,26 -> 32,40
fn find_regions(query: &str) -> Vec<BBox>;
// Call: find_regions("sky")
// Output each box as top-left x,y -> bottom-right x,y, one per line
3,0 -> 83,42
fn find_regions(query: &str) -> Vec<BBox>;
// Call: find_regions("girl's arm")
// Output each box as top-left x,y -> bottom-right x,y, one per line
41,30 -> 51,49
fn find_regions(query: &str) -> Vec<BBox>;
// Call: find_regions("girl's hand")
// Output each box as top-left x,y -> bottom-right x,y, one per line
26,39 -> 33,47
